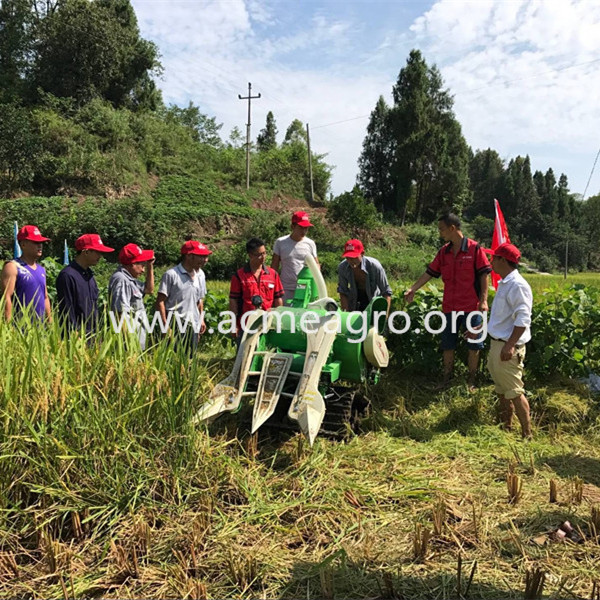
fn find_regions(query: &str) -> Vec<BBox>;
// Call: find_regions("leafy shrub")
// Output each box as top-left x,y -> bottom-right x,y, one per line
0,103 -> 39,194
403,223 -> 440,249
327,186 -> 380,232
386,283 -> 600,379
528,284 -> 600,377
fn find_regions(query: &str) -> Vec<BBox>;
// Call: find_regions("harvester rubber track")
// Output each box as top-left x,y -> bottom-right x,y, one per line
261,386 -> 370,441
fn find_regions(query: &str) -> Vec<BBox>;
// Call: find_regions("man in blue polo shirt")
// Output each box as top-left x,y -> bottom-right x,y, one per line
56,234 -> 114,334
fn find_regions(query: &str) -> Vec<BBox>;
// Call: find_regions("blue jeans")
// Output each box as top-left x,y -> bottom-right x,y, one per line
440,311 -> 485,351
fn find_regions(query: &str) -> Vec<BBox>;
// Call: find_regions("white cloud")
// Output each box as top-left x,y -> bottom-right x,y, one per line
131,0 -> 600,197
410,0 -> 600,192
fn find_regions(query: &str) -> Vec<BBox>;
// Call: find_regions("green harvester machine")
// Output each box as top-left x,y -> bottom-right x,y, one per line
194,255 -> 389,444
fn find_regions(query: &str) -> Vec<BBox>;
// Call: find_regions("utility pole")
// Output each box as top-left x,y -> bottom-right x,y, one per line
306,123 -> 315,203
238,82 -> 261,190
564,236 -> 569,279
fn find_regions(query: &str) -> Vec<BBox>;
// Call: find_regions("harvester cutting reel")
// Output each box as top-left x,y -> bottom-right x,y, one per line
194,255 -> 389,445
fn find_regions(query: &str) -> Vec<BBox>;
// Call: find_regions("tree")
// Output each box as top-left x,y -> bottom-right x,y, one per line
256,110 -> 277,151
327,186 -> 379,232
467,148 -> 504,219
228,126 -> 244,149
357,96 -> 395,213
499,155 -> 541,238
165,102 -> 223,147
31,0 -> 161,109
387,49 -> 471,223
283,119 -> 306,145
0,102 -> 39,194
0,0 -> 35,102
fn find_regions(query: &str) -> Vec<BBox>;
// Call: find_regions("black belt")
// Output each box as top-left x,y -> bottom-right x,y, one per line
491,336 -> 523,349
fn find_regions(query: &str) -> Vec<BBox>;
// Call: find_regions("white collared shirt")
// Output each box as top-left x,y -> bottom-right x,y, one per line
488,269 -> 533,345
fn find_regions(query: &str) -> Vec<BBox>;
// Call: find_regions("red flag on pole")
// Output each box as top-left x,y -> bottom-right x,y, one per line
490,198 -> 510,289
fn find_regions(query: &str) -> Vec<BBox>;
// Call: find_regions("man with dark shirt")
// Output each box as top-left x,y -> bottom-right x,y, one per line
56,234 -> 114,334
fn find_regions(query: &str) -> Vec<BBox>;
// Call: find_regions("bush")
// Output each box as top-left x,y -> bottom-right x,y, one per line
403,223 -> 440,249
528,284 -> 600,377
327,186 -> 380,232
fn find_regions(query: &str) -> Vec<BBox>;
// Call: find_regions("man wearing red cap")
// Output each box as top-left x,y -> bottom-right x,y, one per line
56,234 -> 114,334
156,240 -> 211,351
405,213 -> 491,389
1,225 -> 51,321
108,244 -> 155,349
487,243 -> 533,438
229,237 -> 284,340
338,239 -> 392,313
272,211 -> 319,301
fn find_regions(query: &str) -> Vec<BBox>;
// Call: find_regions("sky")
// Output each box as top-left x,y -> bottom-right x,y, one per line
130,0 -> 600,199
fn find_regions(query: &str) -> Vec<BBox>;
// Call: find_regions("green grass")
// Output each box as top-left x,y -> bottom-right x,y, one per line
1,306 -> 600,598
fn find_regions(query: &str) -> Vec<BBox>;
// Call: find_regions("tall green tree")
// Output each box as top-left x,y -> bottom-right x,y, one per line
357,95 -> 393,213
165,102 -> 223,147
388,49 -> 471,223
0,102 -> 39,194
467,148 -> 504,219
31,0 -> 161,109
283,118 -> 306,145
557,174 -> 574,223
0,0 -> 35,102
256,110 -> 277,151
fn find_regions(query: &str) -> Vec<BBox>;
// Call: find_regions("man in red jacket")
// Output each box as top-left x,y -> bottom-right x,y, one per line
229,237 -> 284,340
405,213 -> 491,389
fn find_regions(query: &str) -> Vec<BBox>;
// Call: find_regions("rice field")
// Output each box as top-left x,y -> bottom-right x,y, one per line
1,284 -> 599,598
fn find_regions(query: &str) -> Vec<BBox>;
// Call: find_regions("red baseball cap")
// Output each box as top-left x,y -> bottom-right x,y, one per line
492,243 -> 521,263
291,211 -> 313,227
181,240 -> 212,256
119,243 -> 155,265
74,234 -> 114,253
342,238 -> 365,258
17,225 -> 50,242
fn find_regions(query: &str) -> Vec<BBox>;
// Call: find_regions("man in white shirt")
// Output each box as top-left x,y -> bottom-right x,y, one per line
271,211 -> 319,301
487,243 -> 533,438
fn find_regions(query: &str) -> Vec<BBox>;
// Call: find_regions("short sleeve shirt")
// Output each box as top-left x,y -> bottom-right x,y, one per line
337,256 -> 392,311
157,263 -> 206,327
108,267 -> 145,314
229,264 -> 284,323
273,235 -> 318,297
426,237 -> 491,313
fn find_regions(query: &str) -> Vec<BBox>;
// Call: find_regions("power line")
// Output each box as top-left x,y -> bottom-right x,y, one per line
582,145 -> 600,201
311,114 -> 370,130
311,55 -> 600,131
